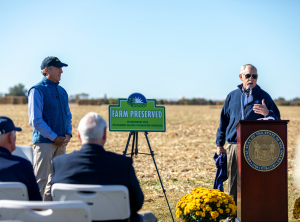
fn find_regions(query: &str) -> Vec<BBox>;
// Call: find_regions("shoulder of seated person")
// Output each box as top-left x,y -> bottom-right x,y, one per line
13,156 -> 32,167
52,152 -> 74,162
105,151 -> 133,162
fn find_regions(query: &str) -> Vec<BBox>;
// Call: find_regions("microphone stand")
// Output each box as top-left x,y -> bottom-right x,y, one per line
241,87 -> 251,120
241,91 -> 245,120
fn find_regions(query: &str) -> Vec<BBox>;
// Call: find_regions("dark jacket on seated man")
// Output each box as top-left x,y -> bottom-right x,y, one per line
52,143 -> 144,222
0,146 -> 42,201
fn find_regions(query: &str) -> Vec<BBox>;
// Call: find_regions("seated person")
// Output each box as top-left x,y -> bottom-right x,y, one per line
0,116 -> 42,201
51,112 -> 157,222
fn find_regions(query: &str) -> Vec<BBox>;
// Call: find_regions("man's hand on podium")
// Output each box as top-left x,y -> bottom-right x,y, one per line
217,146 -> 226,156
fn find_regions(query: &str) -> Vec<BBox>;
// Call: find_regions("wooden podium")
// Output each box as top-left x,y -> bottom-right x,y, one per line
235,120 -> 289,222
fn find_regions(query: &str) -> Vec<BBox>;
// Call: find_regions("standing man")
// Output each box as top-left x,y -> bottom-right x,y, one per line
28,56 -> 72,201
215,64 -> 280,220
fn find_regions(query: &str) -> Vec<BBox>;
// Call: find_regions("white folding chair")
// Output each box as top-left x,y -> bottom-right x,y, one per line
12,146 -> 33,164
0,200 -> 91,222
0,182 -> 28,200
52,183 -> 130,221
0,221 -> 24,222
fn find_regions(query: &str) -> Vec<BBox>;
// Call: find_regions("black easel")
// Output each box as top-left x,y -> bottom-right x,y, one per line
123,131 -> 175,222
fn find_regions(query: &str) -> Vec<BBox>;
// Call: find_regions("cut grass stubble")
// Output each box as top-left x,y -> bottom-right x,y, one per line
1,105 -> 300,221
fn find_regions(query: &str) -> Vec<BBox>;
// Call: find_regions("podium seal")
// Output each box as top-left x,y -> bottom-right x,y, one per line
244,130 -> 284,172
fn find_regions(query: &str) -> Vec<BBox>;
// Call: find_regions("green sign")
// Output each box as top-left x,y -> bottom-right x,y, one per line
109,93 -> 166,132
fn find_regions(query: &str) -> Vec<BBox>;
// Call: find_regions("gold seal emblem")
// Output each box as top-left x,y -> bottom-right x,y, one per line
244,130 -> 284,172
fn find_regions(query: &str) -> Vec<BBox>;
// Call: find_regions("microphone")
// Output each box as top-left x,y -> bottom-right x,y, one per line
246,86 -> 251,97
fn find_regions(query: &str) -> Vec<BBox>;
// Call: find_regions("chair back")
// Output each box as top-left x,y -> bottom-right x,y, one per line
0,182 -> 28,200
52,183 -> 130,221
0,221 -> 24,222
0,200 -> 91,222
12,146 -> 33,164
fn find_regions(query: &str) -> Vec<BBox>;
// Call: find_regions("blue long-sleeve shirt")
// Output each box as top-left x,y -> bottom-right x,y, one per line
28,88 -> 72,141
216,84 -> 280,146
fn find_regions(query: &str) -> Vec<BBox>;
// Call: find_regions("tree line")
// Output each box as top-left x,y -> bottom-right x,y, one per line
0,83 -> 27,97
1,84 -> 300,106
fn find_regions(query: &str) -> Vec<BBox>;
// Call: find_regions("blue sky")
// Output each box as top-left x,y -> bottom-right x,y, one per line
0,0 -> 299,100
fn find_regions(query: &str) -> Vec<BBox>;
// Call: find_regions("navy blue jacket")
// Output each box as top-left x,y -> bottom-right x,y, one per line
0,146 -> 42,201
213,152 -> 227,192
52,144 -> 144,222
216,84 -> 280,146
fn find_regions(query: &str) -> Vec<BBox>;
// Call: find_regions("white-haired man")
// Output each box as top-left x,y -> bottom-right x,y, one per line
215,64 -> 280,221
51,112 -> 157,222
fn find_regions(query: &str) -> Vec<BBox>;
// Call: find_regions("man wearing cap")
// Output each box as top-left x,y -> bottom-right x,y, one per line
28,56 -> 72,201
0,116 -> 42,201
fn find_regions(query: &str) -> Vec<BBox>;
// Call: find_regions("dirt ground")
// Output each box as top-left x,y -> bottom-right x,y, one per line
1,104 -> 300,221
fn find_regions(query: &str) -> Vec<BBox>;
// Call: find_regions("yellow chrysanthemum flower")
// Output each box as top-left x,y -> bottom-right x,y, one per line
210,211 -> 219,219
175,210 -> 182,218
176,187 -> 237,221
184,208 -> 190,215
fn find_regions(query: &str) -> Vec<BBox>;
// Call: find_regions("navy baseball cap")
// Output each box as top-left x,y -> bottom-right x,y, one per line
41,56 -> 68,70
0,116 -> 22,135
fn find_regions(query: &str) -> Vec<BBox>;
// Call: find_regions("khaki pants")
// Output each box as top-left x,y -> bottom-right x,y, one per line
226,143 -> 238,205
33,143 -> 66,201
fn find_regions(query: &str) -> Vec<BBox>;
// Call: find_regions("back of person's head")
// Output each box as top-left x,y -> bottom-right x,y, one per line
77,112 -> 107,145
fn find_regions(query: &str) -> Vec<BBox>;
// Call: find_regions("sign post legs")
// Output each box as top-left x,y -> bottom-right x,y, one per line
123,131 -> 175,222
123,131 -> 133,156
131,132 -> 136,158
144,132 -> 175,222
135,132 -> 138,156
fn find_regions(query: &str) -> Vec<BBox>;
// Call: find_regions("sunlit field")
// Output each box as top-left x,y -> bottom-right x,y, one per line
1,104 -> 300,221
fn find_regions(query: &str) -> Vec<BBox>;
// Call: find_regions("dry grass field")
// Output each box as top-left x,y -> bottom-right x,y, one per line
1,104 -> 300,221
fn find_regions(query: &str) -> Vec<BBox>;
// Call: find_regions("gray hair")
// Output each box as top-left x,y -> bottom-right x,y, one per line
41,66 -> 52,76
78,112 -> 107,142
240,64 -> 257,75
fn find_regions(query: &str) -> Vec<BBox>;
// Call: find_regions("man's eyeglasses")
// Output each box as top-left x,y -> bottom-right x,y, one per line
244,74 -> 258,79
